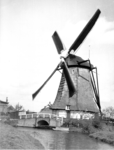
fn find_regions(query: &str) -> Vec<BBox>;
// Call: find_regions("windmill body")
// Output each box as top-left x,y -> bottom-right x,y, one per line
51,54 -> 99,119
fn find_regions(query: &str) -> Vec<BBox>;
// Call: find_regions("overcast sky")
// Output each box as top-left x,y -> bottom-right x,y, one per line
0,0 -> 114,112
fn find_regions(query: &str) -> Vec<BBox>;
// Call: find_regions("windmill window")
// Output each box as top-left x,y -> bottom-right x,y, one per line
72,70 -> 75,74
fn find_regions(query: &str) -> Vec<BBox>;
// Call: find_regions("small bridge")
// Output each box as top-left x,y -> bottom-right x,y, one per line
18,113 -> 63,128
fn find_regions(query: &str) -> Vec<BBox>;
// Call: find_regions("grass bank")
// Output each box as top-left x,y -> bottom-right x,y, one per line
0,121 -> 44,149
89,131 -> 114,146
63,118 -> 114,146
89,122 -> 114,146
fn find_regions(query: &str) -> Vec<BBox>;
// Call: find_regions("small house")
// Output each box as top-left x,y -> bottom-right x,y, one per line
0,100 -> 9,115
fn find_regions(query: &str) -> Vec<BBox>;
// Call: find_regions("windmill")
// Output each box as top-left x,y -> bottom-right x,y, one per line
32,9 -> 101,117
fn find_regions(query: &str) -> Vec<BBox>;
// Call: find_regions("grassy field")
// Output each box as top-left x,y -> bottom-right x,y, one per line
0,121 -> 44,149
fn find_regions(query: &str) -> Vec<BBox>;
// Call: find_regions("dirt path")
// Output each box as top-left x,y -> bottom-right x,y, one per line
0,122 -> 44,149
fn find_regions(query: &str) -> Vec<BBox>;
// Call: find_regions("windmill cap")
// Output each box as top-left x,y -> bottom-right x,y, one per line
66,54 -> 94,69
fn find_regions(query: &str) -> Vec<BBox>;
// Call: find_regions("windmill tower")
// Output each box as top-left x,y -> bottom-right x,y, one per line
51,54 -> 100,119
32,9 -> 101,120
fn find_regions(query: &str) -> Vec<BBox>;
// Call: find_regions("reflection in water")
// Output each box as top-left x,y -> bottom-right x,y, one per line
19,128 -> 114,150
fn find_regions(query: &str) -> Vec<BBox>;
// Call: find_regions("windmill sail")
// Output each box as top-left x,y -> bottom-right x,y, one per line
68,9 -> 101,53
62,61 -> 76,97
32,64 -> 59,100
52,31 -> 65,54
32,60 -> 76,99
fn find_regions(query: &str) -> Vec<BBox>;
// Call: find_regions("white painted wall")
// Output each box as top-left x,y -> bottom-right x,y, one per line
58,110 -> 67,118
18,111 -> 26,116
70,111 -> 94,119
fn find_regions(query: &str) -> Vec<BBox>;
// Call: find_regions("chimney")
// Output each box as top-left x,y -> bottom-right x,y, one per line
6,97 -> 8,103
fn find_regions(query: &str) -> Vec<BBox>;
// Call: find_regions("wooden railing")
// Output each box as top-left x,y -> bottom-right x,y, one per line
19,112 -> 62,120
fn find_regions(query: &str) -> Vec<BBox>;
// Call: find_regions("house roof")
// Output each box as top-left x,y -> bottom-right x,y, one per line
40,107 -> 52,113
0,100 -> 8,104
7,105 -> 15,112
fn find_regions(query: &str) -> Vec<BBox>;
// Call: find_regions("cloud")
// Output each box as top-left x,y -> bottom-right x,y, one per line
89,17 -> 114,44
59,17 -> 114,48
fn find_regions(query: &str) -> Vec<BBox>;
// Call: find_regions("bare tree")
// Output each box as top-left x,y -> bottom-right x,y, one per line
14,103 -> 25,111
102,106 -> 114,118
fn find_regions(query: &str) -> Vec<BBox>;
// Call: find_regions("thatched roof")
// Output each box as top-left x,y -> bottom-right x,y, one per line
40,107 -> 52,114
51,58 -> 99,113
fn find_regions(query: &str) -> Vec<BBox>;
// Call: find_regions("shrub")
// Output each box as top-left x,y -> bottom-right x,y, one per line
92,117 -> 102,129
